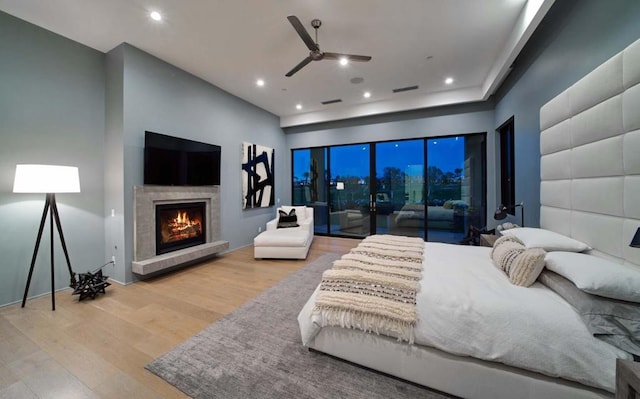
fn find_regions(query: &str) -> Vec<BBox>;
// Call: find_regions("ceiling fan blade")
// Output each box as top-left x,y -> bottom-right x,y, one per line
285,56 -> 314,77
323,52 -> 372,62
287,16 -> 319,52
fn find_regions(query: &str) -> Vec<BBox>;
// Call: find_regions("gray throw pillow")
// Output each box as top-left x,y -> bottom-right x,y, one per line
539,270 -> 640,355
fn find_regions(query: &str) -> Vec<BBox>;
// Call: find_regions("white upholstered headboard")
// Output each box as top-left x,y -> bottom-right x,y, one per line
539,38 -> 640,268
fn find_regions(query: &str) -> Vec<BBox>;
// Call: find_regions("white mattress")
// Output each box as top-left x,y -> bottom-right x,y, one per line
298,242 -> 632,392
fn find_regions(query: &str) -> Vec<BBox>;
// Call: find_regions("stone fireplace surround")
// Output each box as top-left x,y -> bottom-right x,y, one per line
132,185 -> 228,276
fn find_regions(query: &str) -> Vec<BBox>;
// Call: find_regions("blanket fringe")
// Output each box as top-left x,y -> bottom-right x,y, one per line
314,307 -> 416,344
312,234 -> 424,345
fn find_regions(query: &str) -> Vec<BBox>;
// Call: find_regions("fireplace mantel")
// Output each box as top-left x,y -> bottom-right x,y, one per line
132,185 -> 228,276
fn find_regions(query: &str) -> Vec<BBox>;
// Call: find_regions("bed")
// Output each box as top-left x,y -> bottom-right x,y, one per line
297,37 -> 640,399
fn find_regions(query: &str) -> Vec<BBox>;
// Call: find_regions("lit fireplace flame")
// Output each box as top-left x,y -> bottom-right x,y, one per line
161,210 -> 203,244
175,211 -> 190,225
170,211 -> 200,232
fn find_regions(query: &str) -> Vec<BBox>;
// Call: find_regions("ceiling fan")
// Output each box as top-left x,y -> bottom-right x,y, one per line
285,15 -> 372,77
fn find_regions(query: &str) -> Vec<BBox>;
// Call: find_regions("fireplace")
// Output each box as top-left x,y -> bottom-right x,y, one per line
155,202 -> 206,255
133,186 -> 228,276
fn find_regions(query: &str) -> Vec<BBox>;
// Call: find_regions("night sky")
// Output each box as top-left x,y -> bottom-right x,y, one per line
293,137 -> 464,180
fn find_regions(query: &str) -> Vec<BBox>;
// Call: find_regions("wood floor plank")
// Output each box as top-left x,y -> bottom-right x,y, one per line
5,320 -> 119,390
0,236 -> 357,398
0,318 -> 40,365
0,381 -> 38,398
0,361 -> 20,391
133,334 -> 181,360
93,371 -> 169,399
7,350 -> 98,399
65,315 -> 185,398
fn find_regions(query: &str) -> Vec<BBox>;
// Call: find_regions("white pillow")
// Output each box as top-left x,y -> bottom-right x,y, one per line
501,227 -> 590,252
545,251 -> 640,302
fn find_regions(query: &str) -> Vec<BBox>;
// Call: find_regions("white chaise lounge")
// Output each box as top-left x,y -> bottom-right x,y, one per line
253,206 -> 314,259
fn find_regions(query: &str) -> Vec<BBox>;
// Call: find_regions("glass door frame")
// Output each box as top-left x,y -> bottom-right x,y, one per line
371,138 -> 427,238
328,143 -> 372,239
290,132 -> 487,242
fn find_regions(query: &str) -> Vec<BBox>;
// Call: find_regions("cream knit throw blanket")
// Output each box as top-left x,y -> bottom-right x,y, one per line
313,235 -> 424,343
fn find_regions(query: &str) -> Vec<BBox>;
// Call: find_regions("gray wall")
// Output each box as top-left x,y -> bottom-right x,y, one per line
284,103 -> 497,225
106,44 -> 286,284
0,12 -> 286,304
0,11 -> 106,306
494,0 -> 640,227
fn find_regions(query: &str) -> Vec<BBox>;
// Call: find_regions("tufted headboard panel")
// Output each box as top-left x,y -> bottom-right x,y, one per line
539,38 -> 640,267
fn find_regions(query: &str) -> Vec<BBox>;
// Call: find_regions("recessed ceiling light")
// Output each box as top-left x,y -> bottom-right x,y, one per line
445,77 -> 454,85
339,57 -> 349,66
256,79 -> 265,87
296,104 -> 302,110
363,91 -> 371,98
150,11 -> 162,21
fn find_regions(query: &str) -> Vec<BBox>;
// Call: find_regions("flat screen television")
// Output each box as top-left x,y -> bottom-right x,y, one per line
144,131 -> 221,186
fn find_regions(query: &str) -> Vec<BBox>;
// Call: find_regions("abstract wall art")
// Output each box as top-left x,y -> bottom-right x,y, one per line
242,142 -> 275,209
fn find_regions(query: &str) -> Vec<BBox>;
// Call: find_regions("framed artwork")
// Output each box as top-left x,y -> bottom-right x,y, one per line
242,142 -> 275,209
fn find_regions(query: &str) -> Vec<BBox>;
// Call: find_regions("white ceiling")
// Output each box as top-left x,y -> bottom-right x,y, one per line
0,0 -> 554,127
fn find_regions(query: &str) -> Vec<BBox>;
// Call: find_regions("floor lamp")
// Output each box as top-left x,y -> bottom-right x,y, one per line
13,164 -> 80,311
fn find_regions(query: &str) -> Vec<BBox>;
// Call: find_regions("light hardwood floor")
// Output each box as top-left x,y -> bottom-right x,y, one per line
0,236 -> 358,398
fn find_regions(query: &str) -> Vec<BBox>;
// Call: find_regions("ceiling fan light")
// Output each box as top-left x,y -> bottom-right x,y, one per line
363,91 -> 371,98
296,104 -> 302,110
339,57 -> 349,66
256,79 -> 265,87
445,77 -> 454,85
150,11 -> 162,21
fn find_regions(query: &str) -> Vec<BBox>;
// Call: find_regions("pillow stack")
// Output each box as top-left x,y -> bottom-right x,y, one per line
540,253 -> 640,356
491,228 -> 593,287
494,227 -> 640,355
490,235 -> 546,287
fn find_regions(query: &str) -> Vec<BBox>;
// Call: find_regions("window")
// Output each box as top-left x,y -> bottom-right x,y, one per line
292,133 -> 486,243
498,117 -> 515,213
292,147 -> 327,235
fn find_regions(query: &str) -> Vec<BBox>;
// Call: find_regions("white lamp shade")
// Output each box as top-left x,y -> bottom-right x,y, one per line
13,164 -> 80,193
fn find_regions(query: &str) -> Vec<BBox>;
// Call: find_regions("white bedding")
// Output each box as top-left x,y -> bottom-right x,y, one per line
298,242 -> 632,393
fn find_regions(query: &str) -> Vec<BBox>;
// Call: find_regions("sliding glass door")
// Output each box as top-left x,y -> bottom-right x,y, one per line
292,133 -> 485,243
375,139 -> 425,238
328,144 -> 371,238
425,135 -> 485,243
292,147 -> 328,234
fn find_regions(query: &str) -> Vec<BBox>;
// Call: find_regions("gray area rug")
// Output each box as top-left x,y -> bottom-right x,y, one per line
146,253 -> 453,399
